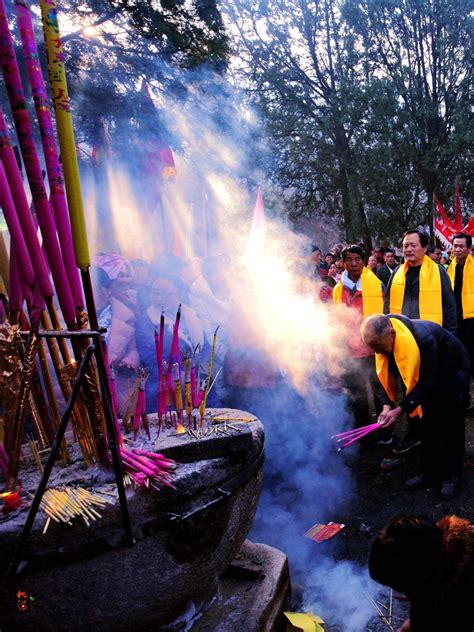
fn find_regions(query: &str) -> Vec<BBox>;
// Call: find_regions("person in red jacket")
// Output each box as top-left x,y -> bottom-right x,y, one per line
332,245 -> 385,428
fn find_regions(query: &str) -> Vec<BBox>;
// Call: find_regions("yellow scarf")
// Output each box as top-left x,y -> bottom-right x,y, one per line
389,255 -> 442,324
447,254 -> 474,319
332,267 -> 384,317
375,317 -> 423,417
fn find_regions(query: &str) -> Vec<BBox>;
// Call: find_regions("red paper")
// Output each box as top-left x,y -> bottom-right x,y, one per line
304,521 -> 345,543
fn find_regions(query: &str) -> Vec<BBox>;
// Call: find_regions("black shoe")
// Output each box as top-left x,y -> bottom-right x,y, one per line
404,474 -> 435,491
439,478 -> 461,500
392,435 -> 421,454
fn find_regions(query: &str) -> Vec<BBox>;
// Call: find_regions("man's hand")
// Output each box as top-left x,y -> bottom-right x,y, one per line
378,405 -> 402,428
377,404 -> 392,425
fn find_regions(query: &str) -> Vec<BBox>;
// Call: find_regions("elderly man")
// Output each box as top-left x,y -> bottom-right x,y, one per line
361,314 -> 470,499
332,245 -> 384,427
384,229 -> 457,453
448,232 -> 474,376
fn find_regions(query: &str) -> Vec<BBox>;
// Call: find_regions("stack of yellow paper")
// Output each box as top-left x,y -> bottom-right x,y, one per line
283,611 -> 325,632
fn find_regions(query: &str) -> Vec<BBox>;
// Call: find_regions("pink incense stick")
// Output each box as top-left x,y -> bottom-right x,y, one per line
0,160 -> 35,286
15,0 -> 84,310
337,425 -> 380,451
168,305 -> 181,367
332,422 -> 380,440
0,3 -> 76,324
8,248 -> 24,312
0,108 -> 53,299
190,367 -> 197,407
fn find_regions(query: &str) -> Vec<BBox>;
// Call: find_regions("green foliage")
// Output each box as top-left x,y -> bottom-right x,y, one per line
45,0 -> 230,157
225,0 -> 473,244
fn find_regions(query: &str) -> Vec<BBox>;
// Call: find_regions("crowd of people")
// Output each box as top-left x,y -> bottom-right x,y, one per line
312,231 -> 473,632
311,230 -> 473,502
90,230 -> 473,504
58,228 -> 474,632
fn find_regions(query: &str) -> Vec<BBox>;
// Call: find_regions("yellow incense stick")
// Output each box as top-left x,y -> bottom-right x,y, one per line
39,0 -> 90,268
200,326 -> 219,418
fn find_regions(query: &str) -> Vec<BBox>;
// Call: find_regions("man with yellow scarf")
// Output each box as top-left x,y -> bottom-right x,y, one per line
448,232 -> 474,376
384,229 -> 457,453
361,314 -> 470,500
332,245 -> 384,427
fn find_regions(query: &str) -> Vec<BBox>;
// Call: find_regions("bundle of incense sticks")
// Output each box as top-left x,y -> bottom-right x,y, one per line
332,422 -> 380,451
119,448 -> 177,490
35,486 -> 116,533
153,311 -> 220,433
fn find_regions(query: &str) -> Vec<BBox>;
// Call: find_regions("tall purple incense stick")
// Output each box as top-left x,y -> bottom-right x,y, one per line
0,108 -> 53,299
0,159 -> 35,287
0,0 -> 76,325
15,0 -> 84,310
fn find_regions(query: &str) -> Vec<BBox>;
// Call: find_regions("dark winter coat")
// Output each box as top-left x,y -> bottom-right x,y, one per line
379,315 -> 470,414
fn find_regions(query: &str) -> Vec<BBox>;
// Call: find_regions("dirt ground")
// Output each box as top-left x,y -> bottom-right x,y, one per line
332,385 -> 474,631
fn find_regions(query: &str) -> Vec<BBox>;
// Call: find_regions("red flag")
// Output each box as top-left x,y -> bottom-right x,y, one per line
463,215 -> 474,237
454,180 -> 463,231
434,195 -> 453,226
434,195 -> 456,248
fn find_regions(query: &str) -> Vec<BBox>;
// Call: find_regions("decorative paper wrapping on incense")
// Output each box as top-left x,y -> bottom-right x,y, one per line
283,611 -> 325,632
303,521 -> 345,543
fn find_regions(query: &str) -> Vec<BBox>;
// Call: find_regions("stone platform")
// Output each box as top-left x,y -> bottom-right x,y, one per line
193,540 -> 291,632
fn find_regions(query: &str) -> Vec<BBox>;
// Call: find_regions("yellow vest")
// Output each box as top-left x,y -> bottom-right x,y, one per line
375,317 -> 423,417
332,267 -> 384,317
389,255 -> 442,324
447,254 -> 474,320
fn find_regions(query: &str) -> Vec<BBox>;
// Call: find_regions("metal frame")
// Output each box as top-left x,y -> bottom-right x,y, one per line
6,328 -> 134,577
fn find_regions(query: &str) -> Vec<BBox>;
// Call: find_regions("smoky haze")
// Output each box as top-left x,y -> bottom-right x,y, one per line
78,65 -> 380,630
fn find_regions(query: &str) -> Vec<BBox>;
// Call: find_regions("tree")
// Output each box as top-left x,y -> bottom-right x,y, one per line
224,0 -> 473,244
226,0 -> 374,246
349,0 -> 473,232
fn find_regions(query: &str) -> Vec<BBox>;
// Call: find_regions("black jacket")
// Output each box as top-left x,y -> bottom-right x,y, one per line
377,263 -> 396,287
380,315 -> 470,414
384,260 -> 457,334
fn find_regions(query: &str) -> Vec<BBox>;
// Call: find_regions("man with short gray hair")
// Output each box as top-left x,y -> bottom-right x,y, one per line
361,313 -> 470,500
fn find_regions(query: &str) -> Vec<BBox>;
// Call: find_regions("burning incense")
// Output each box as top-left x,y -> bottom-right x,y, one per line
365,591 -> 395,631
28,435 -> 43,474
7,334 -> 40,488
200,326 -> 219,419
184,359 -> 193,424
172,362 -> 184,416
